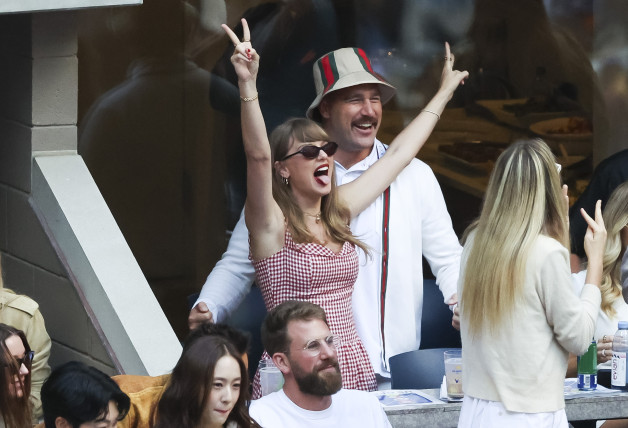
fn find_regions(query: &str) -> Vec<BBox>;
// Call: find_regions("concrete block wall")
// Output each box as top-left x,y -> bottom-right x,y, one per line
0,7 -> 180,376
0,11 -> 117,373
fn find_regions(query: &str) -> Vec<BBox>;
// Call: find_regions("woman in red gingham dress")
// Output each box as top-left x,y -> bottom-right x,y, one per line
251,229 -> 376,397
222,20 -> 465,398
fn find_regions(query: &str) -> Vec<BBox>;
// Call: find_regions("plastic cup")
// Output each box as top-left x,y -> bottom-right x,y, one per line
259,359 -> 284,396
444,350 -> 463,399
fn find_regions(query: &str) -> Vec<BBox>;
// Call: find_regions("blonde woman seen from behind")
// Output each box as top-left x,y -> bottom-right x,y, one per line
458,139 -> 606,428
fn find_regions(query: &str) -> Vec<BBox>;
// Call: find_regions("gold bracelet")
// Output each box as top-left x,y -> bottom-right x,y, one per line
240,93 -> 259,102
421,109 -> 440,120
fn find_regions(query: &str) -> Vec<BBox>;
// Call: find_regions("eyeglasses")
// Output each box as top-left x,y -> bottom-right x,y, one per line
4,351 -> 34,368
300,335 -> 341,357
281,142 -> 338,161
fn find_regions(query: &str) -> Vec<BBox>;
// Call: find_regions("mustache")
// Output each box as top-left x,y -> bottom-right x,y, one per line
354,115 -> 377,123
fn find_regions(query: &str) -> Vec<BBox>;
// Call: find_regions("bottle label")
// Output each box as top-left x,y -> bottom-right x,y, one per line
577,373 -> 597,390
612,351 -> 627,387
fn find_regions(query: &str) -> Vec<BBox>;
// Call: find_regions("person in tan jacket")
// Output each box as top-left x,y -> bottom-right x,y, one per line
0,259 -> 51,423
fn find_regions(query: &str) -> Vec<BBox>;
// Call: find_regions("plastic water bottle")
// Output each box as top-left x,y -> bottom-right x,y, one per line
577,340 -> 597,390
611,321 -> 628,390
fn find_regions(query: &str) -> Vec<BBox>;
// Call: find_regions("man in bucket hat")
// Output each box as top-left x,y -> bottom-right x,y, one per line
190,46 -> 466,388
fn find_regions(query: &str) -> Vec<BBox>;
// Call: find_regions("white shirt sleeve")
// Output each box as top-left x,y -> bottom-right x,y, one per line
194,211 -> 256,322
418,165 -> 462,303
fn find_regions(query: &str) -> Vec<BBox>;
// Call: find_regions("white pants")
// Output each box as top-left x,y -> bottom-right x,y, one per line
458,395 -> 569,428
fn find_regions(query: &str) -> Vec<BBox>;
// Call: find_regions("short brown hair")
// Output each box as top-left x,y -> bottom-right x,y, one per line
261,301 -> 328,356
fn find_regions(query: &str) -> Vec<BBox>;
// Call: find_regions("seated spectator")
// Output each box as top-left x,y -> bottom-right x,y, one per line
0,323 -> 33,428
118,324 -> 258,428
114,323 -> 250,396
250,300 -> 392,428
0,257 -> 51,421
568,180 -> 628,374
152,335 -> 259,428
40,361 -> 130,428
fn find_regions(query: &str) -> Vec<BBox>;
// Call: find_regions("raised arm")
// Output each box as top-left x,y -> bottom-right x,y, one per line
222,20 -> 284,258
339,43 -> 468,217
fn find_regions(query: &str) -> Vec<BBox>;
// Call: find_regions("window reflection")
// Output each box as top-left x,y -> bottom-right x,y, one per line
76,0 -> 628,334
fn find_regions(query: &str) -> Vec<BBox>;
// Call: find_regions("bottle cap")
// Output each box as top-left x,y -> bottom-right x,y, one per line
619,321 -> 628,329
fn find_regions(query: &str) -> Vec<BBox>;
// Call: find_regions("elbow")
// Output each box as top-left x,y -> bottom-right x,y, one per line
561,321 -> 596,355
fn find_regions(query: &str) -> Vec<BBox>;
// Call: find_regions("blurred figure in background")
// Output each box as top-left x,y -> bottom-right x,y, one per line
79,0 -> 226,337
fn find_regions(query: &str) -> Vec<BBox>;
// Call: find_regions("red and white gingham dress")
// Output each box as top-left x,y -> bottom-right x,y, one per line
250,229 -> 377,398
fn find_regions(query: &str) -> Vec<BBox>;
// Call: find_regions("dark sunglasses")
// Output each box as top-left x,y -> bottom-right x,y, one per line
4,351 -> 34,368
281,141 -> 338,161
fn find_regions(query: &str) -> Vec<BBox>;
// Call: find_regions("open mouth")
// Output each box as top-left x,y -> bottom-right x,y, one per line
314,164 -> 330,185
353,118 -> 377,132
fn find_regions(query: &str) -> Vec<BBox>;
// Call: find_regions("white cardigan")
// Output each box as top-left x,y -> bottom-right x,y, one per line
459,234 -> 601,413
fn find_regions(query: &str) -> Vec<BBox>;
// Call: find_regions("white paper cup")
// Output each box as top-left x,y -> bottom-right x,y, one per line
444,350 -> 463,399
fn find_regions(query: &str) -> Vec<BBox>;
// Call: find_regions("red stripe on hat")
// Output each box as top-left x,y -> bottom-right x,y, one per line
356,48 -> 375,73
320,55 -> 336,92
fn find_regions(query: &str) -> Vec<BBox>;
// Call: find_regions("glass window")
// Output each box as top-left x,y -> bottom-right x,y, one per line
77,0 -> 628,334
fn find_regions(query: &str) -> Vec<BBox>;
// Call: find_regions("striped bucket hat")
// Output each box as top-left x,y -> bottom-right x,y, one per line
306,47 -> 397,119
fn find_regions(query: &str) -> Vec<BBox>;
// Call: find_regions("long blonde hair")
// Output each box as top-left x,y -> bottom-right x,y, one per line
461,139 -> 568,337
270,118 -> 369,254
598,181 -> 628,317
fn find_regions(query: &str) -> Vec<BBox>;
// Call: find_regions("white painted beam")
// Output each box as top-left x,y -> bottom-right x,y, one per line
31,154 -> 181,375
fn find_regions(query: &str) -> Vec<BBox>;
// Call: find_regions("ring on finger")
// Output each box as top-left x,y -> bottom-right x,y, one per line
243,38 -> 250,42
602,349 -> 606,357
603,335 -> 607,342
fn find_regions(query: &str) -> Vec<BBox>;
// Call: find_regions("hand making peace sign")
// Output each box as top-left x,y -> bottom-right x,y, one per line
222,19 -> 259,84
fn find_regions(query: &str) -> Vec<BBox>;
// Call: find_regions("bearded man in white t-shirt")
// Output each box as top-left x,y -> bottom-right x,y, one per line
249,300 -> 391,428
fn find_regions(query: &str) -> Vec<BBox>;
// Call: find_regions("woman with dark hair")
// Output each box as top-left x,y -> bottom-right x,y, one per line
153,335 -> 260,428
0,323 -> 33,428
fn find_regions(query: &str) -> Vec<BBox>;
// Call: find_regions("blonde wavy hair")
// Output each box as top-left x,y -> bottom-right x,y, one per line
598,180 -> 628,317
270,118 -> 369,254
461,139 -> 568,337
